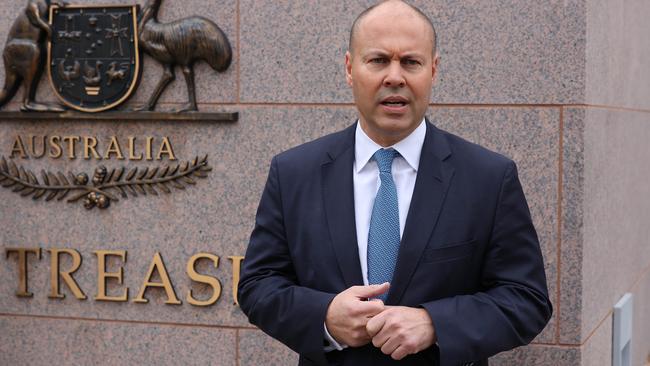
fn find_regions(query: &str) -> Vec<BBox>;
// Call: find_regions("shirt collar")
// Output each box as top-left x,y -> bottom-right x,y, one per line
354,118 -> 426,173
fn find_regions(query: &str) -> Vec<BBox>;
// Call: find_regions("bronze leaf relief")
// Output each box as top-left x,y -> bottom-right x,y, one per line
0,155 -> 212,209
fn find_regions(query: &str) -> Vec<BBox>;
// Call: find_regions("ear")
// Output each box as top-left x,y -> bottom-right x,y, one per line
345,51 -> 353,87
431,53 -> 440,84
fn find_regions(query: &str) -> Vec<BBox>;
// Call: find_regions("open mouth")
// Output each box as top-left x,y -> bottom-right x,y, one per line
381,101 -> 407,107
380,96 -> 409,108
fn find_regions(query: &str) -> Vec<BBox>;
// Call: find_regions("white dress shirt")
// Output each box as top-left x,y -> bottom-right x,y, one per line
324,119 -> 426,350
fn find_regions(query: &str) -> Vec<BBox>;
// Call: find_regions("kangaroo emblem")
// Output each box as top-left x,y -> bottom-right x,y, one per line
0,0 -> 66,112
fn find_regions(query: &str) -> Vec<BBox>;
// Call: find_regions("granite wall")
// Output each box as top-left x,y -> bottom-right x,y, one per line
0,0 -> 648,365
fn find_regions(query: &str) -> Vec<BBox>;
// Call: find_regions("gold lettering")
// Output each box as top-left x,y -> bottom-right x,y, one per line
104,136 -> 125,160
49,136 -> 63,159
145,136 -> 153,160
29,135 -> 46,159
62,136 -> 80,159
134,252 -> 181,305
104,136 -> 124,160
48,248 -> 86,300
5,247 -> 41,297
128,136 -> 143,160
156,137 -> 175,160
10,136 -> 27,158
83,137 -> 101,160
228,256 -> 245,306
94,250 -> 128,302
186,253 -> 221,307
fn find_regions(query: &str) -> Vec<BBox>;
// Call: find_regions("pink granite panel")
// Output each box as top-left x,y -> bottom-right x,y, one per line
491,344 -> 580,365
559,107 -> 586,344
586,0 -> 650,110
239,1 -> 585,104
561,107 -> 650,344
581,107 -> 650,345
239,329 -> 299,366
420,0 -> 585,105
0,316 -> 236,366
632,271 -> 650,366
580,313 -> 612,366
0,106 -> 354,328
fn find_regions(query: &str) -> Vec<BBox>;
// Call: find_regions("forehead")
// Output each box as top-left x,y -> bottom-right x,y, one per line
353,5 -> 433,55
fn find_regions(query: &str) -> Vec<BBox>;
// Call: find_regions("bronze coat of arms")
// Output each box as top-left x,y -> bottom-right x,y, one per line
47,4 -> 140,112
0,1 -> 235,210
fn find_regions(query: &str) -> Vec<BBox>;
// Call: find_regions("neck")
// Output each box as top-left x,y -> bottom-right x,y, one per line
139,0 -> 160,29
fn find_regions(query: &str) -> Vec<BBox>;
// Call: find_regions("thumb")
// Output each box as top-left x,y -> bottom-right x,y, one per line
351,282 -> 390,299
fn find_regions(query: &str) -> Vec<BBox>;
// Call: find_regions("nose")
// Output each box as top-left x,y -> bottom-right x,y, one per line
383,61 -> 405,88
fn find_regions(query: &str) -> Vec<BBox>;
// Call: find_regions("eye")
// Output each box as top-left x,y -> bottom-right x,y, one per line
369,57 -> 388,64
402,59 -> 421,66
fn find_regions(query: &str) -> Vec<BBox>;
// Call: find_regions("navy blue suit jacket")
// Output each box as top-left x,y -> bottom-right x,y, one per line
239,121 -> 552,366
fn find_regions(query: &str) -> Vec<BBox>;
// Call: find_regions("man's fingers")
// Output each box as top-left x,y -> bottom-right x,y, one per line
350,282 -> 390,299
380,336 -> 400,356
365,310 -> 386,337
390,345 -> 410,361
355,298 -> 384,317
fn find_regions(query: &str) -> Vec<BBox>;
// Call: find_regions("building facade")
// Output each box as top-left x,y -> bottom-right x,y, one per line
1,1 -> 649,365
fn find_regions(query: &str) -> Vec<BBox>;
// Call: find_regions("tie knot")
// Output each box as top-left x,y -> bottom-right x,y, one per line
373,148 -> 397,173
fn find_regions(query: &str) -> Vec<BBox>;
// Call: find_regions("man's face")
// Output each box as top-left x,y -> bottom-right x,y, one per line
346,5 -> 438,146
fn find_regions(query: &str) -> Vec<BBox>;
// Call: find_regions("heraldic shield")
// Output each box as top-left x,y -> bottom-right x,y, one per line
48,5 -> 140,113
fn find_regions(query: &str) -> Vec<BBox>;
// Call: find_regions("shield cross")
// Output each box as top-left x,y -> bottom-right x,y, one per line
47,5 -> 140,112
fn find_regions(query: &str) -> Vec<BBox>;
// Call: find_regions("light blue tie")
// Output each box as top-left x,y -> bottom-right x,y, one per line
367,148 -> 400,301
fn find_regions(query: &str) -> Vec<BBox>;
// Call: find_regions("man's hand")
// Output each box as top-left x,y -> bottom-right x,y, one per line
325,283 -> 389,347
366,306 -> 437,360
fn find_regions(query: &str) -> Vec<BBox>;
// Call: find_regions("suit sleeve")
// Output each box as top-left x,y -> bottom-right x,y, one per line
238,156 -> 336,365
422,161 -> 553,365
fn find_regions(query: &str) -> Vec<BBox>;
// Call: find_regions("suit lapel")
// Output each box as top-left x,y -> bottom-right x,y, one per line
322,124 -> 364,288
387,122 -> 455,305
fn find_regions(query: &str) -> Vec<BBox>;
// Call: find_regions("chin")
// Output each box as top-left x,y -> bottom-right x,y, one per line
378,118 -> 415,132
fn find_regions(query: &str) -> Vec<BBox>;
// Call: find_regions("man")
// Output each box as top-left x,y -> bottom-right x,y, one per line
238,1 -> 552,365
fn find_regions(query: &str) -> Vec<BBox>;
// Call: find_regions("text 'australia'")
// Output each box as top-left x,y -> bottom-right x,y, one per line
10,135 -> 176,161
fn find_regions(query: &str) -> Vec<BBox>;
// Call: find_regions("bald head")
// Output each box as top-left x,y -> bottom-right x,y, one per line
348,0 -> 437,57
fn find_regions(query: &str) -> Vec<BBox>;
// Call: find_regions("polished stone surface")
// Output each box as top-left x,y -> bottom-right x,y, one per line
559,107 -> 586,344
0,106 -> 355,328
239,329 -> 299,366
632,271 -> 650,366
580,313 -> 612,366
239,0 -> 585,104
561,107 -> 650,344
0,316 -> 236,366
424,0 -> 585,105
491,344 -> 580,365
579,107 -> 650,346
586,0 -> 650,110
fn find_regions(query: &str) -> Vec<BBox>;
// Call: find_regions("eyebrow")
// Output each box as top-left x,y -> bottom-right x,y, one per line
362,50 -> 426,59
